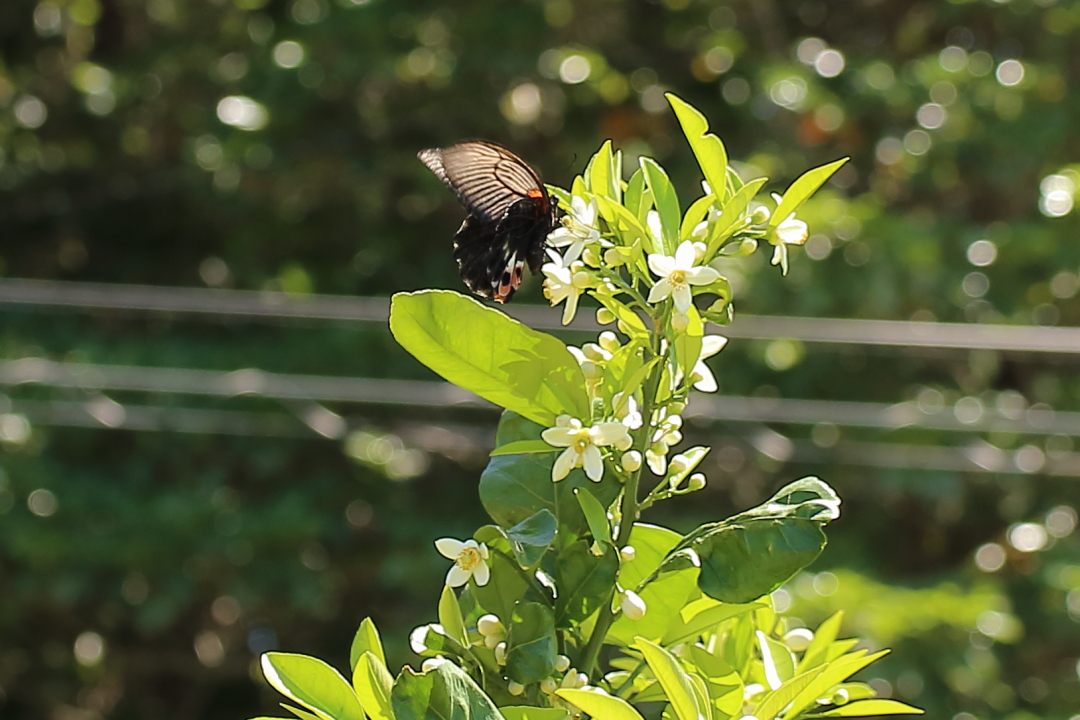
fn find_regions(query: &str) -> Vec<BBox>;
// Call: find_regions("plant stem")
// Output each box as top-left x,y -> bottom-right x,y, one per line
577,322 -> 665,677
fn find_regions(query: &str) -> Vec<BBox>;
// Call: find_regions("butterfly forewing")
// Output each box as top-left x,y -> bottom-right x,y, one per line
418,140 -> 557,303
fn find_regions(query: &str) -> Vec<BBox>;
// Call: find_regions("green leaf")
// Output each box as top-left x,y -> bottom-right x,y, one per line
574,488 -> 613,548
505,509 -> 557,568
439,585 -> 469,646
350,617 -> 386,671
679,194 -> 716,242
353,652 -> 395,720
783,650 -> 890,720
505,601 -> 557,684
261,652 -> 365,720
624,168 -> 648,220
672,306 -> 704,390
608,524 -> 698,647
391,660 -> 505,720
588,140 -> 616,200
498,707 -> 568,720
663,597 -> 762,646
677,477 -> 841,603
593,293 -> 649,339
666,93 -> 729,204
796,611 -> 844,673
756,630 -> 796,690
489,440 -> 558,457
696,517 -> 827,604
411,624 -> 472,660
471,551 -> 530,623
771,158 -> 849,228
479,412 -> 621,534
810,699 -> 924,717
556,689 -> 647,720
282,704 -> 325,720
554,540 -> 619,626
635,638 -> 706,720
640,157 -> 680,255
754,665 -> 828,720
663,446 -> 709,491
389,290 -> 589,426
707,178 -> 767,257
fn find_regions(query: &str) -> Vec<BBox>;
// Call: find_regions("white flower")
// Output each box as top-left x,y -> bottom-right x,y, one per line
647,241 -> 721,313
542,250 -> 592,325
541,415 -> 630,482
689,335 -> 729,392
548,195 -> 606,264
435,538 -> 490,587
768,193 -> 809,276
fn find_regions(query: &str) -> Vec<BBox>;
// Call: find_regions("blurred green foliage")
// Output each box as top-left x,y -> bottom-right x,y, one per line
0,0 -> 1079,719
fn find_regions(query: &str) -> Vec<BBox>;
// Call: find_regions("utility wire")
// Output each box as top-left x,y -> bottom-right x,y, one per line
1,277 -> 1078,355
1,358 -> 1077,437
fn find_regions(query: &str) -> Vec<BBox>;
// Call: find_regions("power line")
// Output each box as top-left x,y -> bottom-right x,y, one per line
0,277 -> 1078,355
1,358 -> 1077,437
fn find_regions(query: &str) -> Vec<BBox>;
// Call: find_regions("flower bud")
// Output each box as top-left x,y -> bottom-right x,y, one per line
783,627 -> 814,652
604,247 -> 626,267
667,401 -> 686,415
621,451 -> 642,472
621,590 -> 647,620
688,473 -> 706,491
692,241 -> 707,263
589,540 -> 605,557
421,657 -> 448,672
555,654 -> 571,673
596,307 -> 616,325
484,634 -> 501,650
830,688 -> 850,706
572,270 -> 592,289
598,331 -> 620,353
540,678 -> 558,695
750,206 -> 771,224
619,545 -> 636,562
671,311 -> 689,333
409,625 -> 430,654
580,361 -> 601,380
477,614 -> 503,637
582,343 -> 607,362
582,247 -> 600,267
508,681 -> 525,696
494,642 -> 507,666
615,434 -> 633,451
668,454 -> 689,475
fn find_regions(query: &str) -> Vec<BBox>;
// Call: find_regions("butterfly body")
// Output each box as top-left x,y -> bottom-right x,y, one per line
418,141 -> 558,303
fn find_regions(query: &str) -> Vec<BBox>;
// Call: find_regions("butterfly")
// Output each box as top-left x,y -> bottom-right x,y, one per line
417,141 -> 559,303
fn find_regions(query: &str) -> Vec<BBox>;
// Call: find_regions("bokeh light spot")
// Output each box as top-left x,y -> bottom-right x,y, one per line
974,543 -> 1005,572
966,239 -> 997,266
558,55 -> 591,84
813,49 -> 845,78
273,41 -> 306,69
28,488 -> 58,517
996,59 -> 1025,87
74,632 -> 105,667
1008,522 -> 1047,551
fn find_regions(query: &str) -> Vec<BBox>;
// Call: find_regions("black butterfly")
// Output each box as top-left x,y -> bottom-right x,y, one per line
418,141 -> 558,303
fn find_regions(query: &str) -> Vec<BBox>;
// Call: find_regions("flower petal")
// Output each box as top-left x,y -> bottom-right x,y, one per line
693,363 -> 718,392
647,254 -> 675,278
685,266 -> 720,285
647,278 -> 673,304
700,335 -> 728,358
673,284 -> 692,313
471,559 -> 490,586
674,241 -> 696,270
562,287 -> 580,325
446,564 -> 471,588
542,427 -> 575,447
552,447 -> 577,482
582,445 -> 604,481
592,422 -> 630,446
435,538 -> 465,560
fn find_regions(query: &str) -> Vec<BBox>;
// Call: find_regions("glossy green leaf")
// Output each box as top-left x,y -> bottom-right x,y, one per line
811,699 -> 924,717
439,585 -> 468,646
707,178 -> 767,256
574,488 -> 612,548
261,652 -> 365,720
391,661 -> 505,720
505,601 -> 557,684
389,290 -> 589,426
754,665 -> 828,720
349,617 -> 386,671
782,650 -> 890,720
640,157 -> 680,255
353,652 -> 395,720
663,598 -> 761,645
770,158 -> 849,228
554,540 -> 619,625
588,140 -> 616,200
672,306 -> 704,390
796,611 -> 844,673
489,440 -> 557,456
624,168 -> 648,220
679,194 -> 716,242
505,509 -> 557,568
667,93 -> 729,205
498,707 -> 568,720
635,638 -> 706,720
556,689 -> 646,720
471,551 -> 529,623
281,705 -> 324,720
